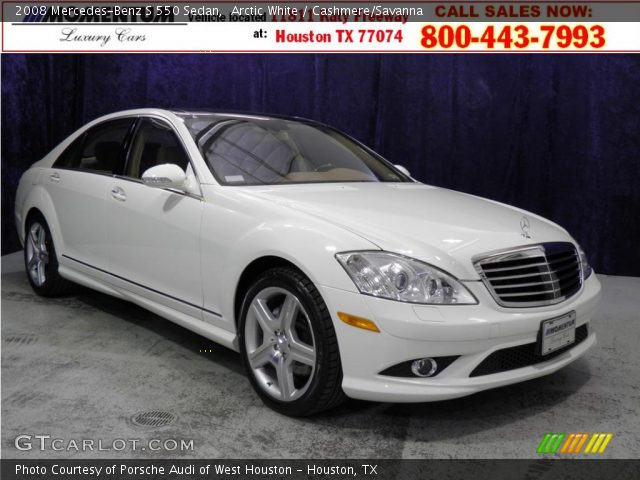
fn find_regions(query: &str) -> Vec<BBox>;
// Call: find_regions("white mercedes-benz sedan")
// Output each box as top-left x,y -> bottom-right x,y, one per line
15,109 -> 601,415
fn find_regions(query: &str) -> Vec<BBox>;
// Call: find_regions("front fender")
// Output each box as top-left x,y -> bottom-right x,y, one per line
199,187 -> 377,327
221,220 -> 373,324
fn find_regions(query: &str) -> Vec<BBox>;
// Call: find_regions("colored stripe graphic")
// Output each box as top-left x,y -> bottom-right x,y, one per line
585,433 -> 614,454
537,433 -> 565,453
560,433 -> 575,453
560,433 -> 589,453
573,433 -> 589,453
539,433 -> 613,454
537,433 -> 552,453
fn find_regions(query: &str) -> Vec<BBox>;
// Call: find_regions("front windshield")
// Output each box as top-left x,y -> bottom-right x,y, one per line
180,114 -> 410,186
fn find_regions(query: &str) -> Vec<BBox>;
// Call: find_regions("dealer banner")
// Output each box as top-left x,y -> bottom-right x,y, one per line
2,1 -> 640,52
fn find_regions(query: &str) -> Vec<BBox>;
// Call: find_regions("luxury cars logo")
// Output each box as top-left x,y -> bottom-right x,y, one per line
520,216 -> 531,238
537,432 -> 613,454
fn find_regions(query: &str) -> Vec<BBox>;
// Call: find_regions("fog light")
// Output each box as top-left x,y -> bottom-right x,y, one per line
411,358 -> 438,377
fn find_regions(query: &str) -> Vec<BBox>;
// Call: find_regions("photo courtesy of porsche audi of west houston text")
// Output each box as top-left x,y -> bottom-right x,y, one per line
15,461 -> 362,477
15,109 -> 601,416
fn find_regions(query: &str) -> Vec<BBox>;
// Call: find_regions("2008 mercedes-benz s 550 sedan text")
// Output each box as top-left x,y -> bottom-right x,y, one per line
15,109 -> 601,415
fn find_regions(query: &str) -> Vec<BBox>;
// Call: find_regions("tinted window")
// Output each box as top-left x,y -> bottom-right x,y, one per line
125,118 -> 190,179
53,118 -> 134,174
54,135 -> 84,169
181,115 -> 409,186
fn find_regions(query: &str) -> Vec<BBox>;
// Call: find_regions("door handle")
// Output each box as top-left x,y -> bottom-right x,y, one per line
111,186 -> 127,202
49,172 -> 60,183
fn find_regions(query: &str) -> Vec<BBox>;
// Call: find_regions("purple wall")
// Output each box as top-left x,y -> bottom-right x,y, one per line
2,54 -> 639,276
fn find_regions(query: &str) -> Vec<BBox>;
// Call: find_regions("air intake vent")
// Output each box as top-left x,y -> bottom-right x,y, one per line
470,324 -> 589,377
474,242 -> 583,308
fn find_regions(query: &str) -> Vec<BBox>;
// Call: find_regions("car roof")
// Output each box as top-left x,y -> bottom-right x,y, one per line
87,108 -> 330,131
169,109 -> 325,125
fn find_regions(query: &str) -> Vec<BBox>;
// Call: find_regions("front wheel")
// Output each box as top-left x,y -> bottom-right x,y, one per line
238,267 -> 346,416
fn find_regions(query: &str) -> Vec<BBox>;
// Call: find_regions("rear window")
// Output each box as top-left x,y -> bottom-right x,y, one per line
53,118 -> 135,175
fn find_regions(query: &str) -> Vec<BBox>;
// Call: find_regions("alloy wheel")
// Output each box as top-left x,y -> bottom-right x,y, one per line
244,287 -> 317,401
25,222 -> 49,287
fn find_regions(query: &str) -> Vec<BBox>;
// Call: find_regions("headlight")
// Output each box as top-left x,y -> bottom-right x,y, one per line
577,244 -> 593,280
335,251 -> 477,305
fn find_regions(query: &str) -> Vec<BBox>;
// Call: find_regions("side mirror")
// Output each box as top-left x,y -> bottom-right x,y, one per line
394,164 -> 411,177
142,164 -> 187,190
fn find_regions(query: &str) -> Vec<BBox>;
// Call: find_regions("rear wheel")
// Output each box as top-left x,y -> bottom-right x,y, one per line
239,267 -> 346,416
24,213 -> 76,296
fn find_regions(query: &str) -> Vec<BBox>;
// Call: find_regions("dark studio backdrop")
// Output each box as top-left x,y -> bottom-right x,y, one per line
2,54 -> 639,276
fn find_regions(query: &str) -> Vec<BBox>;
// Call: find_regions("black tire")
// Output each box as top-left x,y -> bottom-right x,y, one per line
24,212 -> 76,297
238,267 -> 346,416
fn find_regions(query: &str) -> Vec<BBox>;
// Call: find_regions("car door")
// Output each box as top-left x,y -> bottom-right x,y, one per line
46,117 -> 135,271
104,116 -> 204,317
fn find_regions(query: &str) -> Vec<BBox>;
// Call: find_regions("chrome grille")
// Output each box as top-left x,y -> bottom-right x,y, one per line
474,242 -> 583,307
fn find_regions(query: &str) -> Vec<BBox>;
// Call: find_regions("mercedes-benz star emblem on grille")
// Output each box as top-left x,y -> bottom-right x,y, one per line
520,216 -> 531,238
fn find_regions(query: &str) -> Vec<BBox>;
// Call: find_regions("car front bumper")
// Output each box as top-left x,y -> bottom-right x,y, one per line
319,274 -> 601,403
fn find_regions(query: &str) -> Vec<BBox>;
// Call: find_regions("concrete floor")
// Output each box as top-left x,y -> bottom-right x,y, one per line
2,252 -> 639,459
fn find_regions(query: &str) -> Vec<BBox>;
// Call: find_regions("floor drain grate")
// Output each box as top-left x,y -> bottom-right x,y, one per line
4,334 -> 38,345
131,410 -> 176,428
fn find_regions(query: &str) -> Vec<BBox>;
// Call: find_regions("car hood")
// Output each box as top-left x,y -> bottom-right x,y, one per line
242,182 -> 573,280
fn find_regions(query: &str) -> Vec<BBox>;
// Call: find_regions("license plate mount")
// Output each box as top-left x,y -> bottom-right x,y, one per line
537,311 -> 576,356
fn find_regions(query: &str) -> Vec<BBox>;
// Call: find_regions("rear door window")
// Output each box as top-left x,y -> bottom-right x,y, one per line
53,118 -> 135,175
